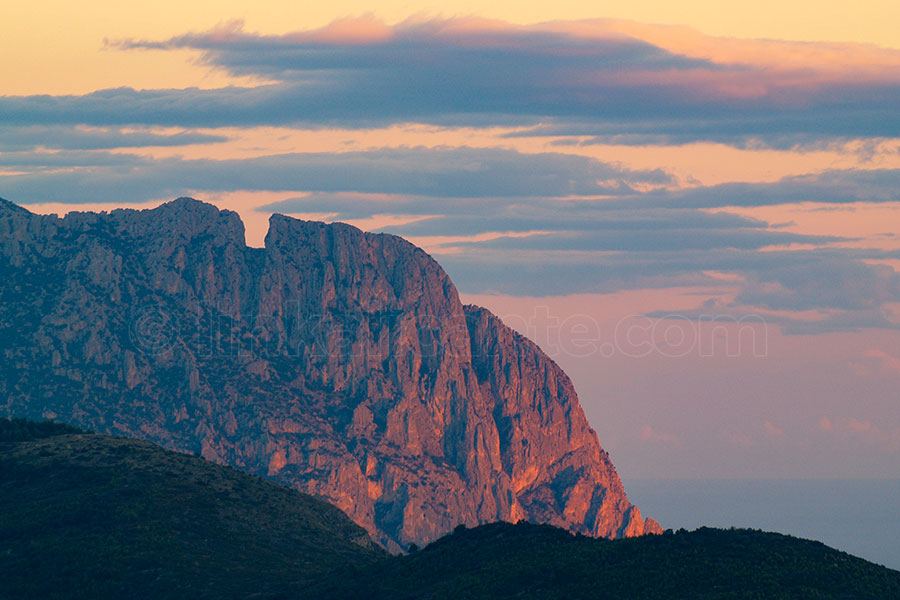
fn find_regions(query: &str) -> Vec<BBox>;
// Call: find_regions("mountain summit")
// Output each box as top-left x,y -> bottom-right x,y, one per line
0,197 -> 660,549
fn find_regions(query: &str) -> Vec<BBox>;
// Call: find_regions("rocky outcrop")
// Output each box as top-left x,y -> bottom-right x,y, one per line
466,306 -> 661,538
0,197 -> 661,550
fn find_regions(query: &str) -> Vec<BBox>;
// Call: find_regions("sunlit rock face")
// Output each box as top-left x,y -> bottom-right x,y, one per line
0,197 -> 661,550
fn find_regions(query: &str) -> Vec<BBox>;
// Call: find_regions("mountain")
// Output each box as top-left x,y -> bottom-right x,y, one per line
0,197 -> 660,550
316,521 -> 900,599
0,418 -> 385,599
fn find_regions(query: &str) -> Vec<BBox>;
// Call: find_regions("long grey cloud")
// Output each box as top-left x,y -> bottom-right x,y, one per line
0,126 -> 226,152
3,18 -> 900,145
437,246 -> 900,325
646,170 -> 900,208
0,146 -> 670,204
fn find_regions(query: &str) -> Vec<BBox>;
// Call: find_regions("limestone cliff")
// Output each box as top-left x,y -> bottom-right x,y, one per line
0,197 -> 660,549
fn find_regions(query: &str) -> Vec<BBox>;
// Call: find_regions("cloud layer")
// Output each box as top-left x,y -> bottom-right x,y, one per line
0,146 -> 668,203
3,17 -> 900,145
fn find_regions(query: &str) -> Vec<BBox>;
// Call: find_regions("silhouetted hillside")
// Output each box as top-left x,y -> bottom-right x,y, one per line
315,521 -> 900,599
0,418 -> 385,599
3,419 -> 898,599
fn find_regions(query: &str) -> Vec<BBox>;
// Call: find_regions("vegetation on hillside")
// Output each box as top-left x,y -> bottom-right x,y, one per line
315,521 -> 900,600
0,417 -> 86,441
0,418 -> 385,599
2,418 -> 898,599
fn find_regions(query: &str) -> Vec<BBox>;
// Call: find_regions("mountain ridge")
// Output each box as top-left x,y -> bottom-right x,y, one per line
0,196 -> 659,549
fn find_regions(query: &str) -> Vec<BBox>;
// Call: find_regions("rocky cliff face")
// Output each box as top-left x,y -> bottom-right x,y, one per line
0,197 -> 660,549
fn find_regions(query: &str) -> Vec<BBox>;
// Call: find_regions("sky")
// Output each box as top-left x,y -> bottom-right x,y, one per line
3,1 -> 899,478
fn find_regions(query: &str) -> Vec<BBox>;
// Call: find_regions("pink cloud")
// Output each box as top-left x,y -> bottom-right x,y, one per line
763,421 -> 785,437
639,425 -> 680,445
847,418 -> 873,433
595,19 -> 900,82
841,418 -> 900,451
127,16 -> 900,105
864,349 -> 900,374
306,14 -> 395,45
812,415 -> 899,451
850,349 -> 900,378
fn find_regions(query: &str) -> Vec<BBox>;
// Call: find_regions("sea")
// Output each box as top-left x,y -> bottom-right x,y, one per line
622,478 -> 900,571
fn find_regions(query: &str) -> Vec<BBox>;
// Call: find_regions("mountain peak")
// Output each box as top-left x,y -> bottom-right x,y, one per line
0,197 -> 32,215
101,196 -> 248,248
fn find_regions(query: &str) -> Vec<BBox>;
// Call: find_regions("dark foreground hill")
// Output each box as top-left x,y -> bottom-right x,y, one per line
314,522 -> 900,600
0,418 -> 385,599
3,419 -> 898,600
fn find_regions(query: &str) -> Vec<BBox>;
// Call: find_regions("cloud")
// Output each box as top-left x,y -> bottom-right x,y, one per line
649,170 -> 900,208
258,187 -> 849,254
851,349 -> 900,376
435,244 -> 896,292
3,17 -> 900,145
443,227 -> 839,253
847,418 -> 872,433
763,421 -> 785,437
815,415 -> 900,452
0,126 -> 226,151
113,17 -> 707,79
261,192 -> 842,250
841,418 -> 900,450
0,85 -> 296,129
735,259 -> 900,311
644,306 -> 900,336
639,425 -> 680,445
865,349 -> 900,373
0,146 -> 668,204
0,150 -> 144,168
770,309 -> 900,335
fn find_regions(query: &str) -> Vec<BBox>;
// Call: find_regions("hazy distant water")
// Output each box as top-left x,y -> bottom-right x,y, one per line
622,479 -> 900,571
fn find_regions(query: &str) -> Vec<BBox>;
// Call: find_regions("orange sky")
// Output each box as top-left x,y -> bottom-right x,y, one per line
6,1 -> 900,94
